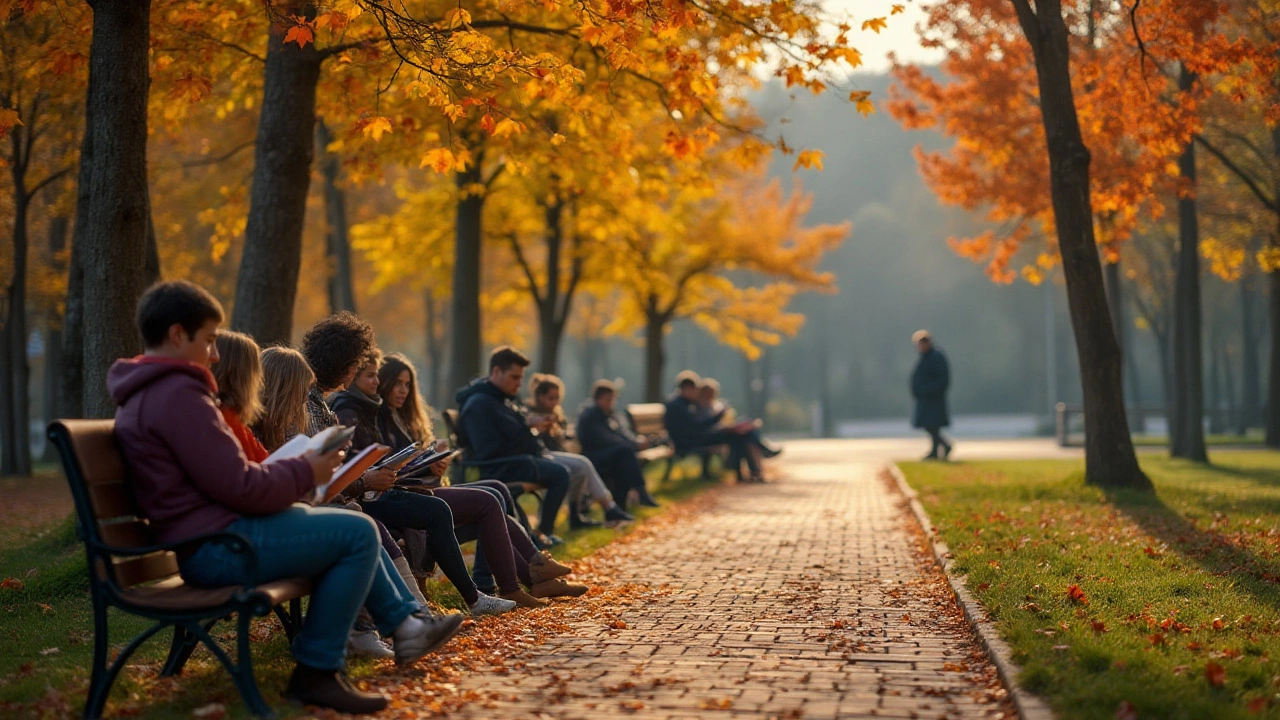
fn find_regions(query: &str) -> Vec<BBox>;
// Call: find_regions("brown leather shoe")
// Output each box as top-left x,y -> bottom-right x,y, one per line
528,551 -> 573,584
499,588 -> 550,608
530,577 -> 589,598
285,664 -> 388,715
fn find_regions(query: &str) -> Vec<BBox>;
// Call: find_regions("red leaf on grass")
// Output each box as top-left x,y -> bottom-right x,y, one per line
0,578 -> 24,591
1090,619 -> 1108,633
1149,633 -> 1165,646
1249,696 -> 1270,714
1212,617 -> 1226,631
1067,584 -> 1089,604
1206,662 -> 1226,688
1115,701 -> 1138,720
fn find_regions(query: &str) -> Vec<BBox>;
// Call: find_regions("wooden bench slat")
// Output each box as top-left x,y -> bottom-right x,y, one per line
99,519 -> 155,549
88,482 -> 140,519
112,553 -> 180,589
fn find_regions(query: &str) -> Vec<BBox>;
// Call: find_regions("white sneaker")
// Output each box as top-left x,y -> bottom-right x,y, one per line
346,628 -> 394,659
469,592 -> 518,617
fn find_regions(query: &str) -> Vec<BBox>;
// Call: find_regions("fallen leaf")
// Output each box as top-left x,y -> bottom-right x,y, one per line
1067,584 -> 1089,604
1206,661 -> 1226,688
1,578 -> 24,591
1149,633 -> 1165,646
1115,700 -> 1138,720
1091,619 -> 1108,633
976,582 -> 991,591
1249,696 -> 1270,714
1212,617 -> 1226,631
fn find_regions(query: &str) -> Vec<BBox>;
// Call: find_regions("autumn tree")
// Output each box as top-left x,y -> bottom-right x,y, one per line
603,170 -> 847,401
0,6 -> 83,473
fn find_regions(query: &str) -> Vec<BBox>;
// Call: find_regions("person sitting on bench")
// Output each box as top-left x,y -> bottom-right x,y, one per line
576,380 -> 660,509
698,377 -> 782,461
664,370 -> 764,483
108,280 -> 462,715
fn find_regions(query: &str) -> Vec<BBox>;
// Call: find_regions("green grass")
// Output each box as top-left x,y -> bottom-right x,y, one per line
1130,433 -> 1266,447
0,456 -> 715,718
903,451 -> 1280,719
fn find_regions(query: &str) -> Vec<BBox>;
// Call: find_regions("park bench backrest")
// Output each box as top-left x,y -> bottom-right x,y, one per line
48,419 -> 180,591
627,403 -> 667,437
442,409 -> 462,449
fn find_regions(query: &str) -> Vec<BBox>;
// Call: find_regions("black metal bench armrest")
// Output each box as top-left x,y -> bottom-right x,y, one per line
93,530 -> 259,582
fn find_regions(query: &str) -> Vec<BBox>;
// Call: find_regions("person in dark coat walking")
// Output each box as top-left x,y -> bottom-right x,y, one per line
910,330 -> 953,460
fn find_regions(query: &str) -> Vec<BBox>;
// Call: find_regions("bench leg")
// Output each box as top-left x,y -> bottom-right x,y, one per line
161,619 -> 219,677
83,595 -> 111,720
234,610 -> 274,717
273,598 -> 303,641
660,456 -> 676,484
86,617 -> 174,719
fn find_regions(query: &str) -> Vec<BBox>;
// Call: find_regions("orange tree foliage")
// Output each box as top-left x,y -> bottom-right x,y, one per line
888,0 -> 1264,284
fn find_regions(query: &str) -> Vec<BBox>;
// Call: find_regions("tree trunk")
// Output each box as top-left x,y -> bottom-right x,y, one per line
232,8 -> 321,347
0,312 -> 11,476
1105,260 -> 1144,431
60,75 -> 94,423
41,214 -> 68,461
1170,68 -> 1208,462
145,210 -> 161,286
317,119 -> 356,314
1240,264 -> 1261,434
643,311 -> 666,402
1011,0 -> 1149,489
535,198 -> 564,374
81,0 -> 152,419
449,159 -> 485,398
1267,262 -> 1280,447
424,291 -> 445,409
579,336 -> 601,389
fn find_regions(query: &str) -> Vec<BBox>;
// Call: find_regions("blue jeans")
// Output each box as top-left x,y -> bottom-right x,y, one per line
180,504 -> 419,671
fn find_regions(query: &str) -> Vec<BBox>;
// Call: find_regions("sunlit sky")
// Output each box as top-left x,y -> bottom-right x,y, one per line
824,0 -> 942,72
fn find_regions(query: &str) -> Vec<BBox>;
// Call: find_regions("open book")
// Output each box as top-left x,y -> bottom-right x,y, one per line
263,426 -> 388,503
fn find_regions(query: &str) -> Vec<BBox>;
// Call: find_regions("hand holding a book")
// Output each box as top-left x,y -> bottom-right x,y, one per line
362,466 -> 396,492
304,447 -> 346,487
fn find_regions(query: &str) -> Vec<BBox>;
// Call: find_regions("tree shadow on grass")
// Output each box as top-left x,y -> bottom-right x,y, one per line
1105,485 -> 1280,609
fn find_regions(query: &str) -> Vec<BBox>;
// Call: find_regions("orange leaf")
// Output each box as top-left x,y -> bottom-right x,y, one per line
1206,662 -> 1226,688
1066,584 -> 1089,604
1090,619 -> 1108,633
0,577 -> 23,591
283,24 -> 314,48
1212,617 -> 1226,631
1148,633 -> 1165,646
1249,696 -> 1269,714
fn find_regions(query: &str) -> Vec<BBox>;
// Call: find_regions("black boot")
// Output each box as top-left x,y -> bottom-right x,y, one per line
285,664 -> 388,715
635,489 -> 660,508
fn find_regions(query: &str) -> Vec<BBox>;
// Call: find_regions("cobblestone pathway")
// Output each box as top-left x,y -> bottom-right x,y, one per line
446,452 -> 1013,719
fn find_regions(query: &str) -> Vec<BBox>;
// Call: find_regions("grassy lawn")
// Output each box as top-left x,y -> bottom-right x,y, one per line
903,451 -> 1280,720
1130,433 -> 1265,448
0,457 -> 716,718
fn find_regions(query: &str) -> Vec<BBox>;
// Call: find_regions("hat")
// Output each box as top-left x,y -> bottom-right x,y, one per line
591,379 -> 619,398
911,329 -> 931,344
674,369 -> 702,387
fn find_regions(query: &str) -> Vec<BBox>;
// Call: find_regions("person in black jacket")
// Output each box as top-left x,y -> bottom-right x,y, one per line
577,380 -> 660,509
910,330 -> 953,460
664,371 -> 762,483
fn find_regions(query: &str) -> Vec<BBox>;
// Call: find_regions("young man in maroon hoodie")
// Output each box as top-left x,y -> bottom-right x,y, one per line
107,281 -> 462,714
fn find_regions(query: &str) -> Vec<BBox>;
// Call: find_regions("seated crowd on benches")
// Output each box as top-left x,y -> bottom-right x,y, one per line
103,280 -> 778,714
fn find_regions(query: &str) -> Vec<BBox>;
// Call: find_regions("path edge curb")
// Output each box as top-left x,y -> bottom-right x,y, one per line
887,463 -> 1056,720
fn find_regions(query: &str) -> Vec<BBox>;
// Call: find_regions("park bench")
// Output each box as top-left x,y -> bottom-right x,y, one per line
624,403 -> 718,482
47,420 -> 311,719
440,408 -> 546,519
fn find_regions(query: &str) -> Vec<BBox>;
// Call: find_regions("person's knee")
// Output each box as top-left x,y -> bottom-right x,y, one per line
325,510 -> 381,557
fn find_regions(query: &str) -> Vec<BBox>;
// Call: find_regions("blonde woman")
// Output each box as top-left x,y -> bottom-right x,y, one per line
212,331 -> 268,462
254,347 -> 315,452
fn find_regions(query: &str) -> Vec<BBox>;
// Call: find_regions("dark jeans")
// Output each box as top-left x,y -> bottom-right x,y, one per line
180,504 -> 417,671
359,490 -> 479,604
464,480 -> 537,592
689,429 -> 758,480
481,456 -> 571,534
586,444 -> 647,506
431,487 -> 525,594
925,426 -> 951,457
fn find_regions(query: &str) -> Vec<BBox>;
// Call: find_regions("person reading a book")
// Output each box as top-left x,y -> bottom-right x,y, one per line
212,330 -> 269,463
296,315 -> 440,656
665,371 -> 764,484
526,373 -> 620,530
253,347 -> 315,453
699,377 -> 781,462
332,353 -> 536,612
457,348 -> 634,537
108,281 -> 462,714
375,354 -> 587,601
576,380 -> 660,509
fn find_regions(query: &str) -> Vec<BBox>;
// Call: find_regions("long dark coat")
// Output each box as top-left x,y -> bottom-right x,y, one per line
911,347 -> 951,429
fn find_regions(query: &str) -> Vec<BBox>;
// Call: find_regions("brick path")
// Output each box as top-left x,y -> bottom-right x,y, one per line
445,450 -> 1013,719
